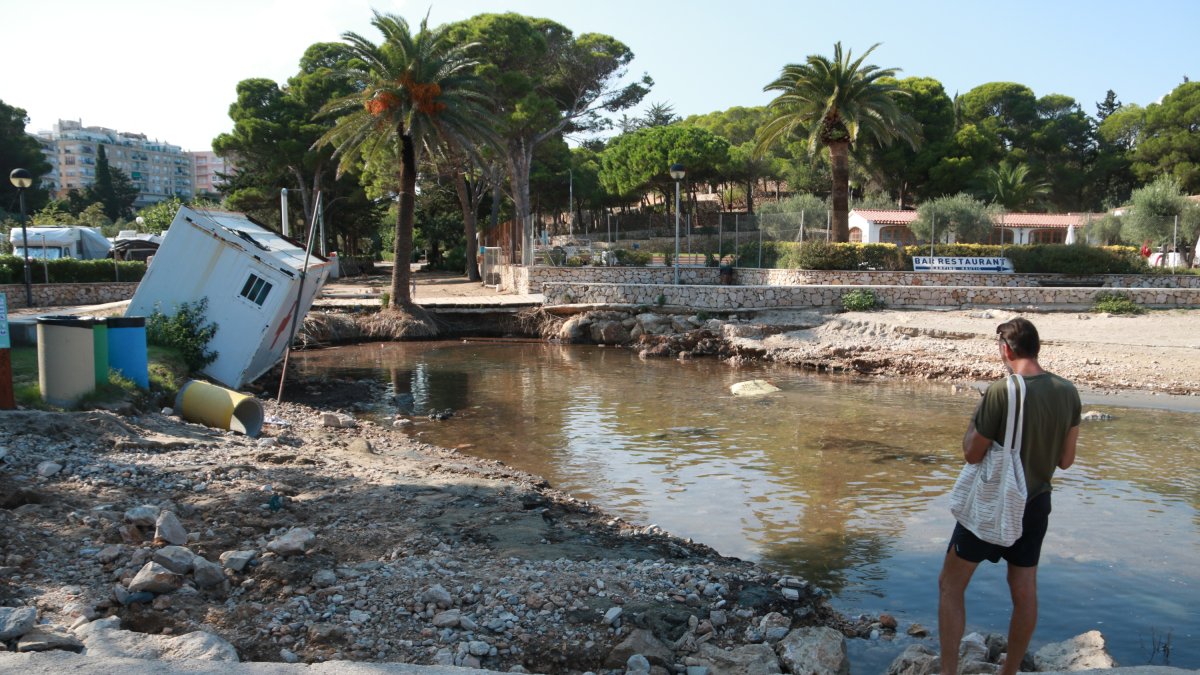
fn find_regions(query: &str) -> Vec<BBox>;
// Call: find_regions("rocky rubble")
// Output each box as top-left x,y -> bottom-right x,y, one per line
0,401 -> 866,672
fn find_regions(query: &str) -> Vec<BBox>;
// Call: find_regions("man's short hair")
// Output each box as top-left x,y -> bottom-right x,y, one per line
997,318 -> 1040,358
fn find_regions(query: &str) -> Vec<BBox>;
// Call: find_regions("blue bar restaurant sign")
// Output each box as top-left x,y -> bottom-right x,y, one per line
912,256 -> 1014,273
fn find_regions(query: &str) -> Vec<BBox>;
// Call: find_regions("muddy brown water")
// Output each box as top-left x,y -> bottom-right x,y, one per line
292,340 -> 1198,670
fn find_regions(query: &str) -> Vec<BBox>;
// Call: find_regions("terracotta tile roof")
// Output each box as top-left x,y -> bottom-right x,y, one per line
851,209 -> 1102,229
850,209 -> 917,225
993,213 -> 1101,229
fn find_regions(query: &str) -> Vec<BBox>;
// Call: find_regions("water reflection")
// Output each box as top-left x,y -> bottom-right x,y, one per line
293,341 -> 1199,669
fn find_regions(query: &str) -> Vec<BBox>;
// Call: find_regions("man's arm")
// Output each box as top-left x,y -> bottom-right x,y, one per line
1058,425 -> 1080,469
962,420 -> 993,464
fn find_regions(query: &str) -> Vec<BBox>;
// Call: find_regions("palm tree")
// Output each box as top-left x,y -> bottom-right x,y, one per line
755,42 -> 918,241
980,161 -> 1050,211
317,11 -> 493,308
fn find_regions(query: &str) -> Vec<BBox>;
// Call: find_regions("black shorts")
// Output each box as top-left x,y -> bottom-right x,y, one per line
948,490 -> 1052,567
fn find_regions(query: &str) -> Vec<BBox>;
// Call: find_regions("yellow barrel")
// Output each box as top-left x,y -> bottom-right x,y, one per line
175,380 -> 264,437
37,316 -> 97,407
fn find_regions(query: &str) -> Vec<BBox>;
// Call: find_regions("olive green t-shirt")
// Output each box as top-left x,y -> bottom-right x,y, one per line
974,372 -> 1081,499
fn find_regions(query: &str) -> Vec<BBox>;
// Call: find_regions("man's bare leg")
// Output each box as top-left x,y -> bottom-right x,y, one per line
939,548 -> 980,675
1000,564 -> 1039,675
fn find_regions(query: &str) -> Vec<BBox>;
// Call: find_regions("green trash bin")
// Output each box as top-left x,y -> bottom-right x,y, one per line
92,318 -> 109,386
37,316 -> 97,407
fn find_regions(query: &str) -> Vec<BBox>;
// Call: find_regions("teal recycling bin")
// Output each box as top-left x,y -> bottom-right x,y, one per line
37,316 -> 97,407
106,317 -> 149,389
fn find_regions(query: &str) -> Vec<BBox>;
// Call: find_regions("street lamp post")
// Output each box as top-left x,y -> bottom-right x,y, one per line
669,163 -> 685,284
9,169 -> 33,307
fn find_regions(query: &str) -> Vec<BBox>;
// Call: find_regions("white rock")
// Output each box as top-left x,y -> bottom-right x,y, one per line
219,550 -> 255,572
127,562 -> 181,594
604,606 -> 623,625
432,609 -> 461,628
1034,630 -> 1117,672
421,584 -> 453,606
312,569 -> 337,587
36,461 -> 63,477
75,617 -> 238,661
192,557 -> 225,588
151,545 -> 195,574
0,606 -> 37,641
280,648 -> 299,663
321,413 -> 341,427
154,511 -> 188,546
1081,410 -> 1115,421
626,654 -> 651,674
160,407 -> 174,416
124,505 -> 161,527
348,610 -> 370,624
267,528 -> 315,556
731,380 -> 781,396
468,640 -> 491,656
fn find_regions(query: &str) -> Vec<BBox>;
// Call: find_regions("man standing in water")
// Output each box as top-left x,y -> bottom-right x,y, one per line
938,318 -> 1081,675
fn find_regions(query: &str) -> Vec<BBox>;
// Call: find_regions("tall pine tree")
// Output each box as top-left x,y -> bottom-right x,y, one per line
87,145 -> 137,220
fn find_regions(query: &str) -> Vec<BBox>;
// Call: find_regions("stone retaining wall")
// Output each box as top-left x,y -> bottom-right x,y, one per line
0,282 -> 140,310
542,282 -> 1200,310
506,264 -> 1200,295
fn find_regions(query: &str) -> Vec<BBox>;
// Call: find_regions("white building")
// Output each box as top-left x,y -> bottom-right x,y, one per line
848,209 -> 1098,245
34,119 -> 194,208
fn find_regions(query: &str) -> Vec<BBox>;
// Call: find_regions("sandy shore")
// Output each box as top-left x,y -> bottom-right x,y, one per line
728,307 -> 1200,404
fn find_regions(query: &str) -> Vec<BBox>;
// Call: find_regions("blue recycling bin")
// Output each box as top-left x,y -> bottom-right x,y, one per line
106,317 -> 149,389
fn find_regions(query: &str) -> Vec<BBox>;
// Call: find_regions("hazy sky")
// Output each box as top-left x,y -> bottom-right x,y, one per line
6,0 -> 1196,152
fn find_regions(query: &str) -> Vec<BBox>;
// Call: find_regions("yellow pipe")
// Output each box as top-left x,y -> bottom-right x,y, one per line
175,380 -> 264,437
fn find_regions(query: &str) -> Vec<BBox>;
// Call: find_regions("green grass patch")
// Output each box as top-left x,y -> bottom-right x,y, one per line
1092,292 -> 1145,315
9,344 -> 191,410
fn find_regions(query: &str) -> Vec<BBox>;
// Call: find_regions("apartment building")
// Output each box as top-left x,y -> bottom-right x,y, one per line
189,150 -> 232,197
35,119 -> 195,208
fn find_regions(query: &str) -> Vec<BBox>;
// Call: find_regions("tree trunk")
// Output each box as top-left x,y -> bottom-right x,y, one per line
828,140 -> 851,242
455,172 -> 481,281
391,133 -> 416,308
507,141 -> 534,264
746,179 -> 755,215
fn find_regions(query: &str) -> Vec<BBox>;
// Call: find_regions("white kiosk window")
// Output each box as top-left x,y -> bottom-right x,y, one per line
239,272 -> 273,306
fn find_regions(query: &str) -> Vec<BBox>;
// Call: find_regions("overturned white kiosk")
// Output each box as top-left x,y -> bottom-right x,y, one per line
127,206 -> 332,390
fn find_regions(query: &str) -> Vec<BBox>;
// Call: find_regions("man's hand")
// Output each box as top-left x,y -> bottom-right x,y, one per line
962,420 -> 993,464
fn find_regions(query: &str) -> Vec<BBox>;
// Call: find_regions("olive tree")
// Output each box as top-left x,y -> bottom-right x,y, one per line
911,193 -> 997,244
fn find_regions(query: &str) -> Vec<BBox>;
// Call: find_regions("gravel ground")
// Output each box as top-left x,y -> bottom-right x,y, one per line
0,393 -> 855,673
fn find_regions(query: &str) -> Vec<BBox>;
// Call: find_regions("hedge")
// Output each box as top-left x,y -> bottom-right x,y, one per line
0,256 -> 147,284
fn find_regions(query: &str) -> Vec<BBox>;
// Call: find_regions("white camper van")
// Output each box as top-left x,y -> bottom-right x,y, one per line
125,206 -> 332,390
9,225 -> 112,260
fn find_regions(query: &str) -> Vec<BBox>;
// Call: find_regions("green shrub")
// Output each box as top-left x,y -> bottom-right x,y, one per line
1092,292 -> 1145,315
0,255 -> 146,283
427,245 -> 465,272
146,298 -> 219,372
565,256 -> 583,267
841,288 -> 884,312
1004,245 -> 1144,274
613,248 -> 652,266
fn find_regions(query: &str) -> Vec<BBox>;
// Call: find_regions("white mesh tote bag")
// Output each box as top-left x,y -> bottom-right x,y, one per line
949,374 -> 1028,546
